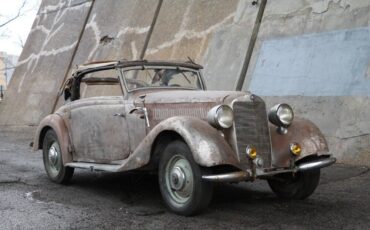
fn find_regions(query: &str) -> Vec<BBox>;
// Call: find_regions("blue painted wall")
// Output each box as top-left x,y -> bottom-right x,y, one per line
249,27 -> 370,96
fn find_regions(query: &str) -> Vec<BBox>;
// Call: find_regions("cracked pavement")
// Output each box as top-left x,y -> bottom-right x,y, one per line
0,129 -> 369,229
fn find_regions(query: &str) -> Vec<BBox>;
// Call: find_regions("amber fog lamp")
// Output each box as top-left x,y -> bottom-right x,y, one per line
290,143 -> 301,156
268,103 -> 294,128
246,146 -> 257,159
207,105 -> 234,129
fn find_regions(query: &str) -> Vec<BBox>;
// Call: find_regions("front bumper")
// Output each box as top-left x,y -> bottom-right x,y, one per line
202,156 -> 336,183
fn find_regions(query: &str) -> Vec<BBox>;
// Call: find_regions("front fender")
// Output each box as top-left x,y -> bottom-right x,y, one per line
117,116 -> 240,171
270,117 -> 329,168
33,114 -> 73,164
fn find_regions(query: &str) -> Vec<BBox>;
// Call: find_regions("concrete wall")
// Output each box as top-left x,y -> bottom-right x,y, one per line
0,0 -> 369,165
53,0 -> 160,108
0,52 -> 18,91
243,0 -> 370,165
143,0 -> 260,90
0,0 -> 93,125
0,53 -> 6,92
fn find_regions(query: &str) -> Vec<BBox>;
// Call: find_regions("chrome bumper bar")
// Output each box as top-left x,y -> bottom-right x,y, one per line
202,171 -> 250,183
296,156 -> 336,172
202,157 -> 336,182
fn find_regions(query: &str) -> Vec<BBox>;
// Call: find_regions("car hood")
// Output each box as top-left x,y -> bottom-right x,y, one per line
139,90 -> 250,104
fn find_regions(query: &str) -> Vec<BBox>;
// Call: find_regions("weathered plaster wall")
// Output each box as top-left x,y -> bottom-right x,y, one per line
0,0 -> 93,125
53,0 -> 159,108
1,0 -> 261,125
144,0 -> 260,90
71,0 -> 157,63
243,0 -> 370,165
0,0 -> 369,165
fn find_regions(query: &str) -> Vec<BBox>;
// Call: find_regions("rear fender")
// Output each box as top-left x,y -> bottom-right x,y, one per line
270,117 -> 329,168
33,114 -> 73,165
117,116 -> 240,171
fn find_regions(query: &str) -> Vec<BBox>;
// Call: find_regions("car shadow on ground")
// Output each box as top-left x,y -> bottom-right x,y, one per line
13,163 -> 370,228
51,169 -> 333,213
54,170 -> 276,211
34,163 -> 368,209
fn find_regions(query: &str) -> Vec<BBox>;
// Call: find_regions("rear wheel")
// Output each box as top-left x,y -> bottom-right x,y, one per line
158,140 -> 213,216
42,129 -> 74,184
267,170 -> 320,199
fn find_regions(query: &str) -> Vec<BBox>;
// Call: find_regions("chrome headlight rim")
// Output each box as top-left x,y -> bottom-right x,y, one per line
268,103 -> 294,127
207,105 -> 234,129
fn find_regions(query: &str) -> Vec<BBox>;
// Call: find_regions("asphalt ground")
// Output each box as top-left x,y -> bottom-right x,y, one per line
0,130 -> 369,229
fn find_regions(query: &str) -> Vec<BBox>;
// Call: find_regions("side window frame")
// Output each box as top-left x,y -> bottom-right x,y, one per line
118,65 -> 206,93
70,67 -> 126,101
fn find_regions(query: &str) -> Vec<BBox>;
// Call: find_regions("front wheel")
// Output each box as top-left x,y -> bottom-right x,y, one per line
267,170 -> 320,199
158,140 -> 213,216
42,129 -> 74,184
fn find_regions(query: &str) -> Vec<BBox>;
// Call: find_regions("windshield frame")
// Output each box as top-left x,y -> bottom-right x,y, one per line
119,65 -> 205,93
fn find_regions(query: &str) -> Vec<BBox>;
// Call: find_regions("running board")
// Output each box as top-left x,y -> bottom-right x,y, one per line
65,162 -> 121,172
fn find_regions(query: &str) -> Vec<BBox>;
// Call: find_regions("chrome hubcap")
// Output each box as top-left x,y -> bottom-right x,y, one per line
47,141 -> 61,177
170,167 -> 186,191
165,154 -> 194,204
48,146 -> 58,166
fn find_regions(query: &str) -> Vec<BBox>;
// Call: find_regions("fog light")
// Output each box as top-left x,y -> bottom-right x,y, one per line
246,146 -> 257,159
290,143 -> 301,156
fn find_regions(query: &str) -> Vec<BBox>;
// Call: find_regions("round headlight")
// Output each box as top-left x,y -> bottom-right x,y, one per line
207,105 -> 234,129
268,104 -> 294,127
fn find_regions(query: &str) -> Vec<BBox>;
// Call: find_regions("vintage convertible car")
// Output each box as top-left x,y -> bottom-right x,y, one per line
33,60 -> 336,215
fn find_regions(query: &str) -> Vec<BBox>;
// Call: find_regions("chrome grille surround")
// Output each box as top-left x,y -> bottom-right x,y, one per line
232,99 -> 272,168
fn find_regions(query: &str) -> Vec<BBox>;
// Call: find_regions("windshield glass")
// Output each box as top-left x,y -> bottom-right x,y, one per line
121,67 -> 203,91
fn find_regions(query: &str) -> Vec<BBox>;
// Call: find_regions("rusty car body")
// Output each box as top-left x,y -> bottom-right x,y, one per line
34,60 -> 336,216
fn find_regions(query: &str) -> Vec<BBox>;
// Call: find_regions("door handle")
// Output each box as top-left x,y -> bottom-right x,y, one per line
129,107 -> 150,128
113,113 -> 125,117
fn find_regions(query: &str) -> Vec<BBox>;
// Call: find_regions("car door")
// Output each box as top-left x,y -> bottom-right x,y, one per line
124,98 -> 147,153
118,67 -> 148,153
69,69 -> 130,163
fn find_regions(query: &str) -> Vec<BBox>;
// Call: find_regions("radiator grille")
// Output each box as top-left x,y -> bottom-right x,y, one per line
233,101 -> 271,168
147,103 -> 214,128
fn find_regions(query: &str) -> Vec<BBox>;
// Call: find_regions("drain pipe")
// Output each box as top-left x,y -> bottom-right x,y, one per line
235,0 -> 267,91
140,0 -> 163,60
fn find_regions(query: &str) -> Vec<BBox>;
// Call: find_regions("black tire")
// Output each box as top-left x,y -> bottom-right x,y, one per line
267,170 -> 320,199
158,140 -> 213,216
42,129 -> 74,184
